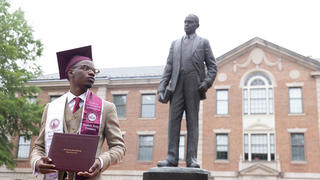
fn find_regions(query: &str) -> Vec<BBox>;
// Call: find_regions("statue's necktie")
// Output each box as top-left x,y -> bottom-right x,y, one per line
72,97 -> 81,113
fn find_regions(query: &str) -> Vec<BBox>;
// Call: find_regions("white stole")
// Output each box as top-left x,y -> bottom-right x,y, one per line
44,93 -> 67,180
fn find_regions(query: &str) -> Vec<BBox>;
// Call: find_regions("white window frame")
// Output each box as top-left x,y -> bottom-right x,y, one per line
216,134 -> 229,160
243,73 -> 274,115
288,87 -> 303,114
290,133 -> 306,162
17,135 -> 31,159
179,135 -> 186,161
216,89 -> 229,115
113,94 -> 127,119
137,135 -> 154,161
140,94 -> 156,118
243,132 -> 275,161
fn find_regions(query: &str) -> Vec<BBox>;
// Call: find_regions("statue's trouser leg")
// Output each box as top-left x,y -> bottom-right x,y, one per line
167,74 -> 185,164
184,71 -> 200,164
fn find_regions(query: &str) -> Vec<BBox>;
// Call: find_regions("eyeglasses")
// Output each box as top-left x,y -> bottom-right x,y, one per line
72,64 -> 100,74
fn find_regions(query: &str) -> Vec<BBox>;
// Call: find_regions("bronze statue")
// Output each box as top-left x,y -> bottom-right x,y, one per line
157,14 -> 217,168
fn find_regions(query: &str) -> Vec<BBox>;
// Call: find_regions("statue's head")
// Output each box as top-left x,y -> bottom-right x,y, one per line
184,14 -> 199,35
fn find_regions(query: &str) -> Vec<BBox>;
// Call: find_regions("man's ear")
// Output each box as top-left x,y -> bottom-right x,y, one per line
67,70 -> 74,80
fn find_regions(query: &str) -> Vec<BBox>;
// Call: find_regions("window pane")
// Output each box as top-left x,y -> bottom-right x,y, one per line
251,134 -> 267,160
50,95 -> 61,102
141,94 -> 156,118
142,95 -> 155,104
269,88 -> 274,114
179,135 -> 185,160
113,95 -> 127,118
27,97 -> 37,104
217,90 -> 228,100
141,105 -> 155,118
250,89 -> 267,114
251,79 -> 265,86
217,90 -> 228,115
244,134 -> 248,160
291,133 -> 305,161
113,95 -> 126,105
270,134 -> 275,160
217,101 -> 228,115
289,88 -> 302,98
243,89 -> 248,114
289,88 -> 303,113
138,136 -> 154,161
216,134 -> 228,160
17,136 -> 31,159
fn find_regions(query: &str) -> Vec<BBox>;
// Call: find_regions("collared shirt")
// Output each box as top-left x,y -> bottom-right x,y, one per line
67,91 -> 87,112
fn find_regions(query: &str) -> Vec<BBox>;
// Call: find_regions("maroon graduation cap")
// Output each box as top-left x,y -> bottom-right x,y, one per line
56,45 -> 92,79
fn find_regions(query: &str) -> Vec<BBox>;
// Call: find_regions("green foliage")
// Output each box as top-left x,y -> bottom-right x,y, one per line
0,0 -> 44,169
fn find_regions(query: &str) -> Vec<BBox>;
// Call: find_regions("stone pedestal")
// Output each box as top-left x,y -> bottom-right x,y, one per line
143,167 -> 211,180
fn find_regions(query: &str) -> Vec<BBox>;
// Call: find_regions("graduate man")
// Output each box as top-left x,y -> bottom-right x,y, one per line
30,46 -> 126,180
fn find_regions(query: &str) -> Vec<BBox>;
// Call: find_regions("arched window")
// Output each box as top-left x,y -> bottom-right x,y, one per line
243,72 -> 273,115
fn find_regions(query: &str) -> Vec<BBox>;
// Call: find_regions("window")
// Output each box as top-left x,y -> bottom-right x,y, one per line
17,136 -> 31,159
244,133 -> 275,161
138,135 -> 154,161
216,134 -> 228,160
179,135 -> 186,160
243,72 -> 273,115
27,97 -> 37,104
291,133 -> 305,161
270,134 -> 275,160
251,134 -> 267,160
113,95 -> 127,118
50,95 -> 61,102
289,87 -> 303,114
216,90 -> 228,115
141,94 -> 156,118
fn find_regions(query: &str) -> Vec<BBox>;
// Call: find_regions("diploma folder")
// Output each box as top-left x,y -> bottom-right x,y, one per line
48,133 -> 99,172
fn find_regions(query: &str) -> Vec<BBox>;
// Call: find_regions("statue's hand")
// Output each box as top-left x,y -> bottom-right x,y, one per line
198,82 -> 209,93
158,92 -> 166,103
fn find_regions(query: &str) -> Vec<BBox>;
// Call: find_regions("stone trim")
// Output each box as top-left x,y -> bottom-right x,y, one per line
48,91 -> 66,96
139,89 -> 157,94
213,129 -> 231,134
287,128 -> 307,133
136,131 -> 156,135
214,85 -> 231,89
111,90 -> 129,95
286,82 -> 304,87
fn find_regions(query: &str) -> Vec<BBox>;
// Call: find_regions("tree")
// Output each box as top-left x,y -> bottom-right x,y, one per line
0,0 -> 43,169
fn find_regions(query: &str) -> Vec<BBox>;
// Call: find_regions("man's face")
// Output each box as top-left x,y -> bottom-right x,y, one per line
184,16 -> 198,35
69,60 -> 97,89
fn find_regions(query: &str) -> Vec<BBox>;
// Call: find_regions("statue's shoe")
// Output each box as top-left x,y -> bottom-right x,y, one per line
187,161 -> 200,168
157,160 -> 178,167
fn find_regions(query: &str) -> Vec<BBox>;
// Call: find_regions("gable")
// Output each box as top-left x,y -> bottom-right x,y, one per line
239,163 -> 281,177
217,37 -> 320,71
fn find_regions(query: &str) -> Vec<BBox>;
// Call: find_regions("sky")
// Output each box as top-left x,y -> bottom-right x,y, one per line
10,0 -> 320,75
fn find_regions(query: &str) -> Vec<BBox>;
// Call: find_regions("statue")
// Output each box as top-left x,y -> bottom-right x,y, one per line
157,14 -> 217,168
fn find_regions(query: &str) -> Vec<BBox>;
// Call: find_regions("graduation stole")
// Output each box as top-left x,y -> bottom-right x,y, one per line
44,90 -> 103,180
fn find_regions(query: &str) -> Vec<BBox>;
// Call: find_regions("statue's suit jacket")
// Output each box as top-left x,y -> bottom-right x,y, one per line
158,34 -> 217,100
30,98 -> 126,180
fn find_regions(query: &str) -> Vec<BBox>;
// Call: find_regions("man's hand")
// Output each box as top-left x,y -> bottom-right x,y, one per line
77,159 -> 101,178
198,82 -> 209,93
35,157 -> 57,174
158,92 -> 166,103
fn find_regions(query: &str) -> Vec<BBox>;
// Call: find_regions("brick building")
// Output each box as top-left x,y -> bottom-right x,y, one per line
1,37 -> 320,179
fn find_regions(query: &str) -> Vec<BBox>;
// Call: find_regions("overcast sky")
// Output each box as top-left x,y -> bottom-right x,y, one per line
10,0 -> 320,74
